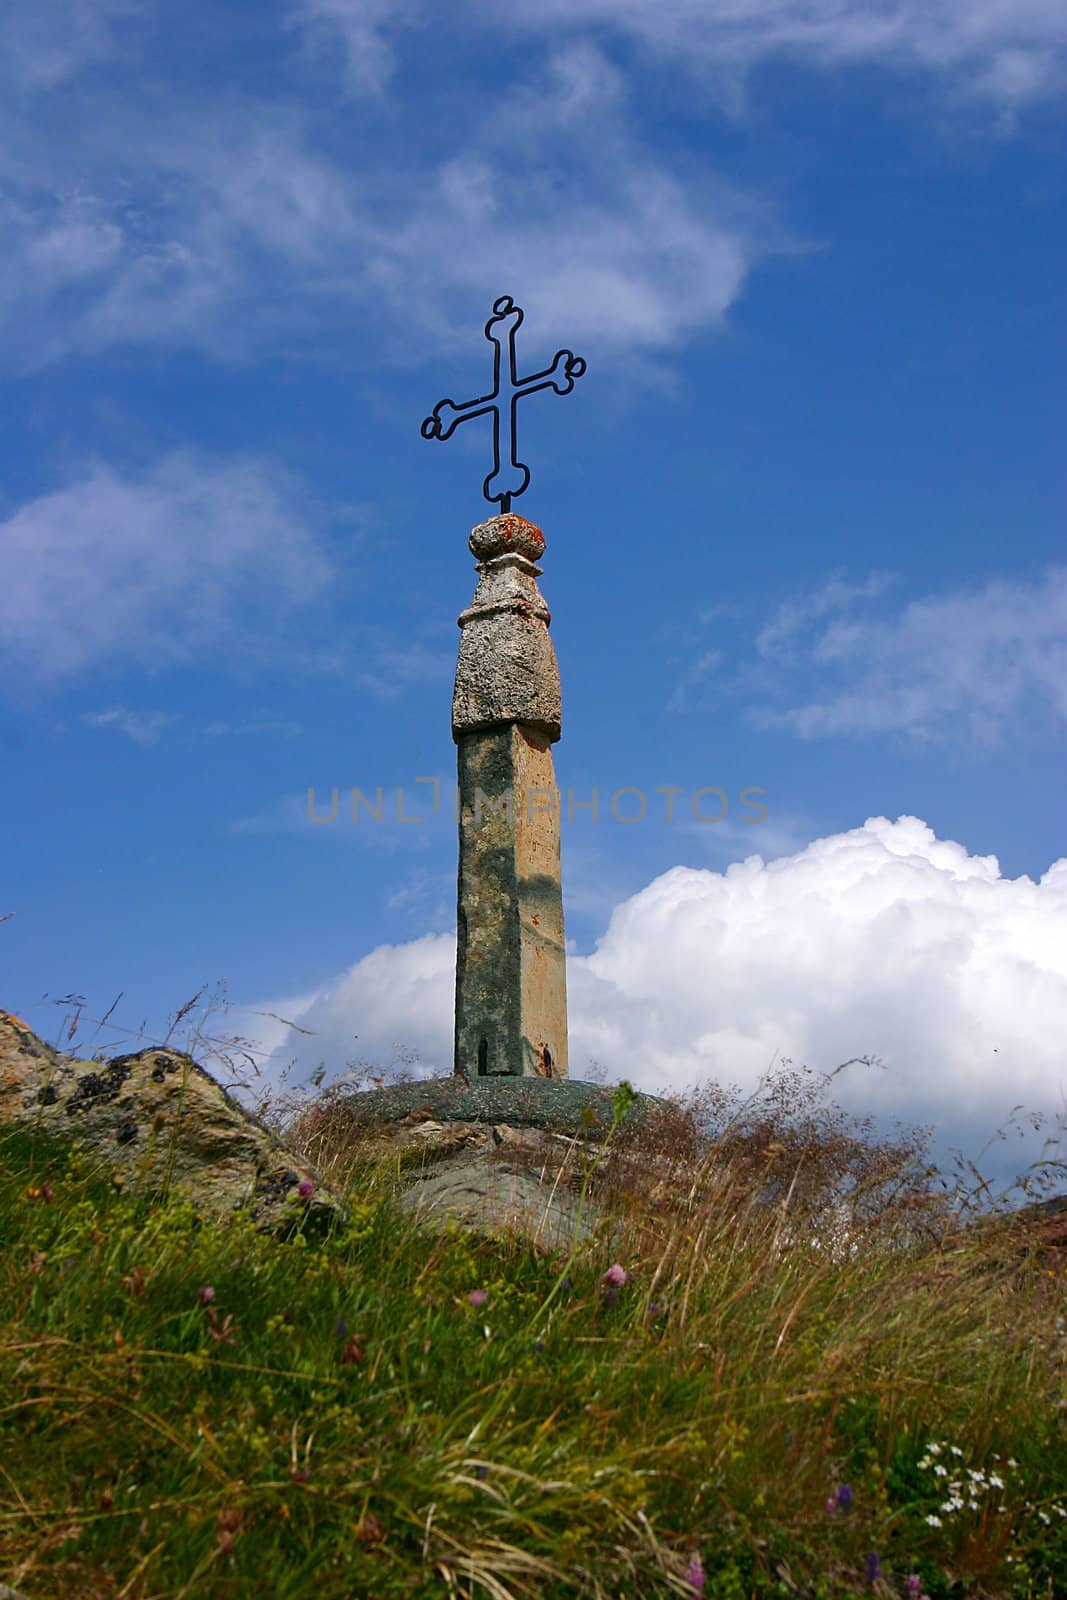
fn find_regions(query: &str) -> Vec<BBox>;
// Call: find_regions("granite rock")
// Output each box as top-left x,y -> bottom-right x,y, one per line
0,1010 -> 346,1237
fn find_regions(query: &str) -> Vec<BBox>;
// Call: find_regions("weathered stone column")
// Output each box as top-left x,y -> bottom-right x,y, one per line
453,512 -> 568,1081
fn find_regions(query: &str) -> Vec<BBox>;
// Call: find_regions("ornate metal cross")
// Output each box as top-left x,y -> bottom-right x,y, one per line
421,295 -> 586,512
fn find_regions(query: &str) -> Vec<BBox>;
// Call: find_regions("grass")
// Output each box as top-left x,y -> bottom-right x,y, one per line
2,1007 -> 1066,1599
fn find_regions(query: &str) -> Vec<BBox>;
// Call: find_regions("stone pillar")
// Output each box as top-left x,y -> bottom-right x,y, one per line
453,512 -> 568,1081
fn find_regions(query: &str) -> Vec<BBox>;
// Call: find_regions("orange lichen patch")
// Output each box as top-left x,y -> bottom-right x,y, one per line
496,512 -> 543,544
0,1010 -> 33,1033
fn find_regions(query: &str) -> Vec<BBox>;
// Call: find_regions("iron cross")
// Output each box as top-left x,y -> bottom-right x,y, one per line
421,295 -> 586,512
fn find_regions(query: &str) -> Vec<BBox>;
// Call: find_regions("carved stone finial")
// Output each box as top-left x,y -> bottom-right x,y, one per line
469,511 -> 545,564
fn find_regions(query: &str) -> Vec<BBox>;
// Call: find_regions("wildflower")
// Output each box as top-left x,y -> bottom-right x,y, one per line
602,1264 -> 627,1288
907,1579 -> 922,1596
298,1180 -> 314,1200
686,1552 -> 705,1595
468,1289 -> 488,1308
825,1495 -> 838,1515
864,1552 -> 881,1584
335,1316 -> 347,1342
475,1465 -> 489,1481
924,1514 -> 942,1527
836,1484 -> 853,1512
197,1285 -> 215,1305
561,1278 -> 572,1294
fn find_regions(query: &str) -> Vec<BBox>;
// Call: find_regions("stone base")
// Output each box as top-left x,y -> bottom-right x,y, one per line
325,1074 -> 669,1135
336,1077 -> 674,1255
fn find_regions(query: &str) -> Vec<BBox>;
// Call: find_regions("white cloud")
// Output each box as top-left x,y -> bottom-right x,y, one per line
0,451 -> 336,686
748,565 -> 1067,748
81,706 -> 174,746
231,815 -> 1067,1209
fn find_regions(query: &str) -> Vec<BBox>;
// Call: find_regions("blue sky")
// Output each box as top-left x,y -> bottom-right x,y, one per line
2,0 -> 1065,1215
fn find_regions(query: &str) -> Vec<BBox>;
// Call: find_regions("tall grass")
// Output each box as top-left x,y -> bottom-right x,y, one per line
2,1006 -> 1065,1599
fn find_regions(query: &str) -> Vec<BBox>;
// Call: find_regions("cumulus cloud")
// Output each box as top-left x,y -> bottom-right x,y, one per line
747,565 -> 1067,748
226,815 -> 1067,1210
0,451 -> 336,687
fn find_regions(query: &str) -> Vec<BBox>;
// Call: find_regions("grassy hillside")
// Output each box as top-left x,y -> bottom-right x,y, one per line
2,1051 -> 1065,1599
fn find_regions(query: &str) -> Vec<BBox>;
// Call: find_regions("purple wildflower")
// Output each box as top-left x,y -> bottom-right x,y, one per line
864,1552 -> 881,1584
602,1264 -> 627,1288
468,1289 -> 488,1308
906,1580 -> 922,1597
474,1464 -> 489,1481
686,1552 -> 705,1595
825,1495 -> 837,1515
197,1285 -> 215,1305
836,1484 -> 853,1512
298,1179 -> 314,1200
335,1316 -> 347,1342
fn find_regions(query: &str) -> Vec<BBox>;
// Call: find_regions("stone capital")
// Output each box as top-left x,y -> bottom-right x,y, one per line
452,514 -> 561,742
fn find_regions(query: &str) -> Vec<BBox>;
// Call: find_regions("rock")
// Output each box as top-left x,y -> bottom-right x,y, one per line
348,1112 -> 643,1254
0,1010 -> 347,1238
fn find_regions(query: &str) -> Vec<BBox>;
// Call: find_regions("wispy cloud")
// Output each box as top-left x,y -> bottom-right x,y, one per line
353,643 -> 452,701
748,564 -> 1067,749
483,0 -> 1067,111
229,787 -> 445,852
204,720 -> 303,738
0,22 -> 786,372
81,706 -> 175,746
0,0 -> 140,94
0,450 -> 336,688
287,0 -> 417,95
